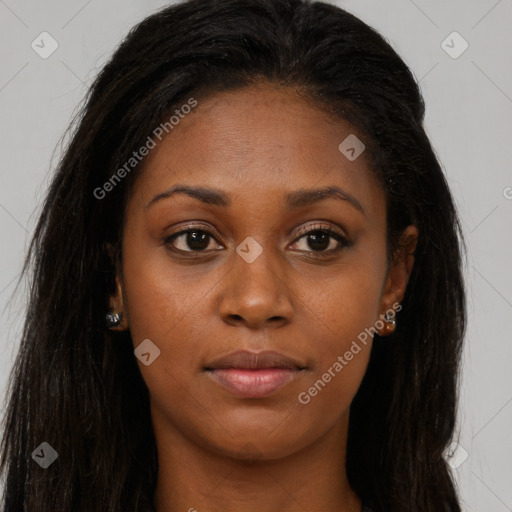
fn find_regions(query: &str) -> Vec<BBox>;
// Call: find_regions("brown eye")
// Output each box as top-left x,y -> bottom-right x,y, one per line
165,229 -> 223,252
290,226 -> 349,254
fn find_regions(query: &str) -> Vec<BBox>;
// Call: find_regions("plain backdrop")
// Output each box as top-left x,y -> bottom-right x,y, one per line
0,1 -> 511,510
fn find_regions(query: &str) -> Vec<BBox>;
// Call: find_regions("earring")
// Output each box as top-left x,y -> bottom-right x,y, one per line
381,310 -> 396,336
105,312 -> 123,329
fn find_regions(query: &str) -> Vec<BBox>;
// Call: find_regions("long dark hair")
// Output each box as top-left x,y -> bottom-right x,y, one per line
0,0 -> 466,510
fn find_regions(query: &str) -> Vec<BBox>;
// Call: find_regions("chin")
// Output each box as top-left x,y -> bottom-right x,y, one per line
201,423 -> 315,462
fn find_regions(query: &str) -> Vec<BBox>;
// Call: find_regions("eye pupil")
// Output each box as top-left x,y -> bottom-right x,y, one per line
307,231 -> 330,251
187,230 -> 209,250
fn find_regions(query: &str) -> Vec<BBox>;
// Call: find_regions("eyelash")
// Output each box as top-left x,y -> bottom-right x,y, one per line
164,222 -> 350,258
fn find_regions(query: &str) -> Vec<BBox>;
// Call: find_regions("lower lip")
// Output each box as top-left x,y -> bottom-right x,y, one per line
206,368 -> 301,398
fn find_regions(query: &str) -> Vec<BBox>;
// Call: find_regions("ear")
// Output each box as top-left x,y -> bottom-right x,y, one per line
379,225 -> 418,315
106,243 -> 129,331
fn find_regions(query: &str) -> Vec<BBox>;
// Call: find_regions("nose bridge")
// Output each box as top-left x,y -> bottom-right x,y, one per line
218,237 -> 293,328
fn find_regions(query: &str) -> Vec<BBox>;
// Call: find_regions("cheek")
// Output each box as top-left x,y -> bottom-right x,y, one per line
121,224 -> 203,336
119,232 -> 209,377
308,247 -> 386,343
120,233 -> 247,410
295,252 -> 386,408
295,347 -> 371,430
121,253 -> 214,422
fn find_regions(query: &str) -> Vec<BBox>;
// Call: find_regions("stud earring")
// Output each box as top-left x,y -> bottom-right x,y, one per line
105,312 -> 123,329
381,310 -> 396,336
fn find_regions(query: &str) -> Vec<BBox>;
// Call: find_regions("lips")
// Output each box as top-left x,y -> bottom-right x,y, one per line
204,350 -> 306,398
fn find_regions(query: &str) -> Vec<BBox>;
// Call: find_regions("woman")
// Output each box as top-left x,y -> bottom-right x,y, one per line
0,0 -> 466,510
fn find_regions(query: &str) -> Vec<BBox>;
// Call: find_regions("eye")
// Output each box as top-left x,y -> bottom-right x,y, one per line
164,222 -> 349,256
164,227 -> 223,253
290,223 -> 349,254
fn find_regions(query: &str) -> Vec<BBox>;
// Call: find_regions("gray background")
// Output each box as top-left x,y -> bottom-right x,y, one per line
1,0 -> 511,509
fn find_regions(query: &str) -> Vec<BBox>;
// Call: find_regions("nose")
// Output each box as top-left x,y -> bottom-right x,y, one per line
218,245 -> 294,330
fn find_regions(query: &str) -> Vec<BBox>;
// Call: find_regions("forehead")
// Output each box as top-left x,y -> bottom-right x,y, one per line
132,83 -> 383,215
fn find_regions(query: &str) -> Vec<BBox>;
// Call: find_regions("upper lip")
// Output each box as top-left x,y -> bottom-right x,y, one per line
204,350 -> 305,370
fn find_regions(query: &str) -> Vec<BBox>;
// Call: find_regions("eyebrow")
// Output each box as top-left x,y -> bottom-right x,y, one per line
145,184 -> 365,215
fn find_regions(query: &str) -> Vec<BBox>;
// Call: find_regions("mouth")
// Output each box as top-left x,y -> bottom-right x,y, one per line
204,350 -> 306,399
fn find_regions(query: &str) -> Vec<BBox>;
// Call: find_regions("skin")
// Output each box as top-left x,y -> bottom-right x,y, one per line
109,82 -> 417,512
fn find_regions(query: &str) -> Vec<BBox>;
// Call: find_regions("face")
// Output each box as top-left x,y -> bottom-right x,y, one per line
110,83 -> 415,460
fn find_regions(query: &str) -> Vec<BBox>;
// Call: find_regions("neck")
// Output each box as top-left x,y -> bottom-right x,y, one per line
152,406 -> 362,512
